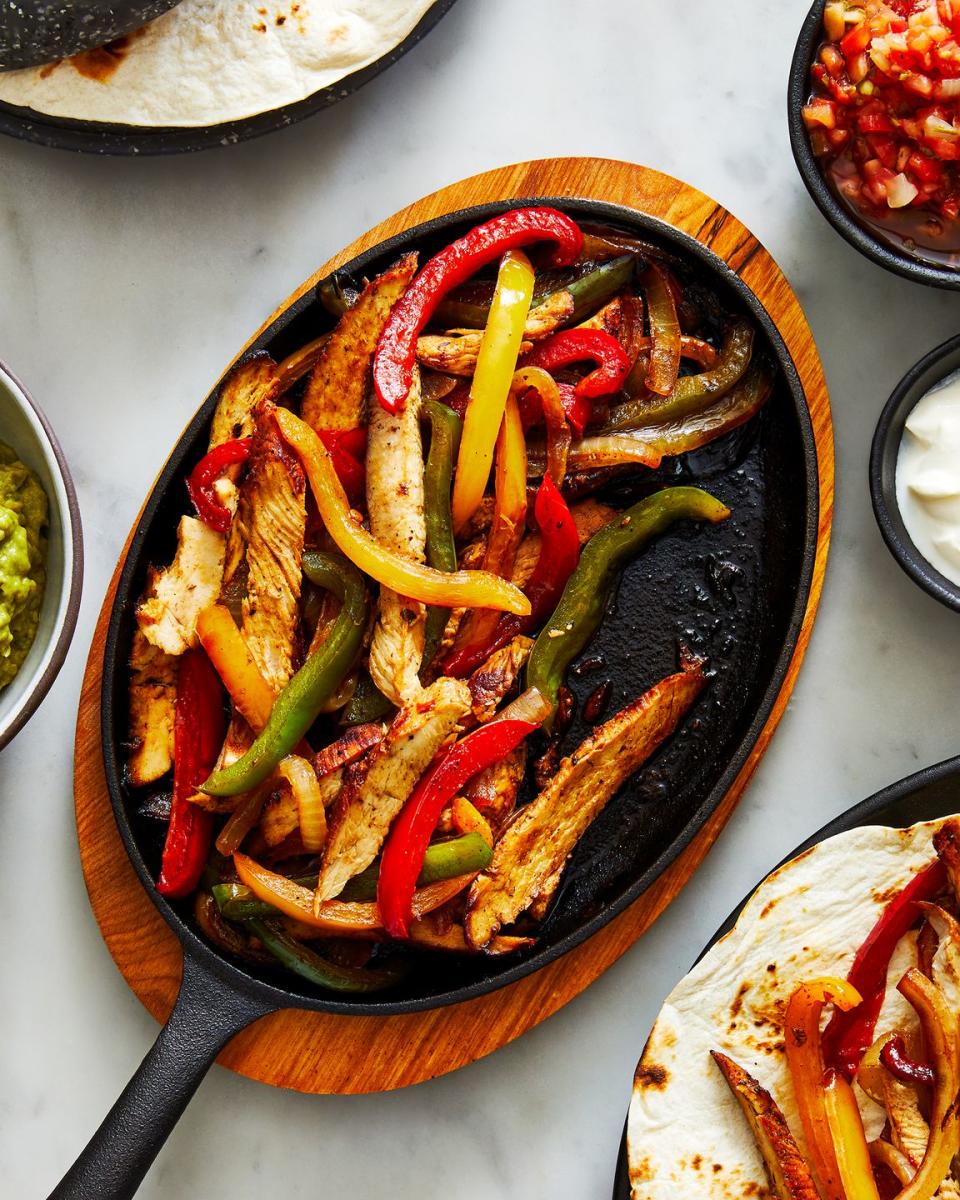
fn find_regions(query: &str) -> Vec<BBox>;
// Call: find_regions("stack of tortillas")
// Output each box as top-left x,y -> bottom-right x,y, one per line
0,0 -> 439,127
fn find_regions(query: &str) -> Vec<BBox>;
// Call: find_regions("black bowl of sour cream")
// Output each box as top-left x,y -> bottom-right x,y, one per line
871,334 -> 960,614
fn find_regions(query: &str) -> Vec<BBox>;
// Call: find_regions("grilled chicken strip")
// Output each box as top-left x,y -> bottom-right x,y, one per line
127,628 -> 176,786
466,636 -> 533,725
416,291 -> 574,377
237,402 -> 306,691
137,515 -> 225,656
711,1052 -> 820,1200
462,744 -> 527,836
302,252 -> 418,433
315,677 -> 471,902
209,354 -> 277,449
366,365 -> 427,707
465,655 -> 706,949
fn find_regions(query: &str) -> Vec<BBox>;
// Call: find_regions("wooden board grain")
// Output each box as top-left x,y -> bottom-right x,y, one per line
73,157 -> 833,1095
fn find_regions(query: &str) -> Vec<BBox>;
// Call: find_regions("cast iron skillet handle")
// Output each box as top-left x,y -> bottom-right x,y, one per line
48,952 -> 275,1200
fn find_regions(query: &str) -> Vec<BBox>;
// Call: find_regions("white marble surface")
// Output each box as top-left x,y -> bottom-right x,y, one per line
0,1 -> 959,1196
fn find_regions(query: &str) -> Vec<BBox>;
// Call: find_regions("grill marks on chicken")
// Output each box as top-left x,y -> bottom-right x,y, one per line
127,628 -> 177,786
136,515 -> 226,657
366,365 -> 427,707
465,655 -> 706,949
237,402 -> 307,692
302,253 -> 418,434
316,677 -> 472,903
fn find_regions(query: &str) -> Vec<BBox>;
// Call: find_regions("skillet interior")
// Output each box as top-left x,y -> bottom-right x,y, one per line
102,196 -> 819,1016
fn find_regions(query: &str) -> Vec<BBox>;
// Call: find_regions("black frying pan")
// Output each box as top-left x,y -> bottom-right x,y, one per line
52,197 -> 819,1199
0,1 -> 179,70
610,753 -> 960,1199
0,0 -> 459,155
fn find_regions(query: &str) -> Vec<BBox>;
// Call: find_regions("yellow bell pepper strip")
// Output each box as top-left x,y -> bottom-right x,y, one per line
374,207 -> 583,413
784,977 -> 864,1200
233,851 -> 475,937
892,969 -> 960,1200
273,406 -> 531,616
196,603 -> 276,731
276,755 -> 326,853
444,393 -> 527,675
451,249 -> 535,533
820,1070 -> 881,1200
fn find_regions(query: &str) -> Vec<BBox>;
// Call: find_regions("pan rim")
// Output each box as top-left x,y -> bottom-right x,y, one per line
0,0 -> 459,156
101,193 -> 820,1019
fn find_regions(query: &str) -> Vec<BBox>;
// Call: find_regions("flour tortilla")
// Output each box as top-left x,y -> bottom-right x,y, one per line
0,1 -> 439,127
627,816 -> 960,1199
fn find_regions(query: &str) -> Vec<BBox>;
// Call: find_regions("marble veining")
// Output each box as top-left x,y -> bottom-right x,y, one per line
0,1 -> 958,1196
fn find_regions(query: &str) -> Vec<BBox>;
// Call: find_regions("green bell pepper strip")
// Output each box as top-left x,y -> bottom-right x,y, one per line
340,670 -> 394,726
605,320 -> 755,432
434,255 -> 635,330
247,919 -> 407,993
420,400 -> 462,676
526,487 -> 731,717
211,832 -> 493,920
201,552 -> 368,797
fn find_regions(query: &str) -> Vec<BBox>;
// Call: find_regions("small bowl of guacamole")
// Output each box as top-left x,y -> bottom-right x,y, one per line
0,361 -> 82,750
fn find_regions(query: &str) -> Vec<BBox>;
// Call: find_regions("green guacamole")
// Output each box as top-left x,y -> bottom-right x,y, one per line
0,443 -> 47,688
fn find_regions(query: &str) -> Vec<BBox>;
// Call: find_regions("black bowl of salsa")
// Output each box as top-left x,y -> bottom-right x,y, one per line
789,0 -> 960,289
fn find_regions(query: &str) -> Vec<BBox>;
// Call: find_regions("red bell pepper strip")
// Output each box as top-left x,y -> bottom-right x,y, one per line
518,381 -> 592,439
880,1034 -> 935,1088
822,858 -> 947,1078
442,475 -> 580,678
378,718 -> 537,937
186,437 -> 251,534
559,381 -> 593,438
319,428 -> 366,507
156,647 -> 226,898
373,207 -> 584,414
521,328 -> 630,406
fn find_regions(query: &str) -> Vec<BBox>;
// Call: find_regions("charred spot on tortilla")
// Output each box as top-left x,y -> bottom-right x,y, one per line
730,981 -> 750,1018
635,1063 -> 669,1090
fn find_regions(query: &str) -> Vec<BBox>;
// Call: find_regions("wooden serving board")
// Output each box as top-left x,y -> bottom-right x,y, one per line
74,157 -> 833,1095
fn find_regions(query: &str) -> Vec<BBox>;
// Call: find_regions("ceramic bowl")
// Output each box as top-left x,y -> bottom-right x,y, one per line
870,334 -> 960,613
788,0 -> 960,290
0,360 -> 83,749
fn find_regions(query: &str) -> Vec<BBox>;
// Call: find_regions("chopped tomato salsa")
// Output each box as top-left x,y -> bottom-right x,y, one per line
805,0 -> 960,260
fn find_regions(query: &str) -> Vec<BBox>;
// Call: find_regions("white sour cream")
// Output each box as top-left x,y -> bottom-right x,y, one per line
896,368 -> 960,588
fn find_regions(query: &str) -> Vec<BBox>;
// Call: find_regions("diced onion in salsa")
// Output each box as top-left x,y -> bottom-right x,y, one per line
805,0 -> 960,244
